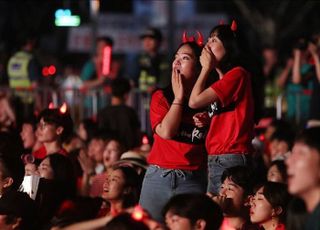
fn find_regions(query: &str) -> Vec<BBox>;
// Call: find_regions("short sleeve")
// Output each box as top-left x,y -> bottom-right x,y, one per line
150,90 -> 169,131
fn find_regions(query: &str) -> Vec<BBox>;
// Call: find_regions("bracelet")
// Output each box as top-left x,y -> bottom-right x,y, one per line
172,102 -> 183,106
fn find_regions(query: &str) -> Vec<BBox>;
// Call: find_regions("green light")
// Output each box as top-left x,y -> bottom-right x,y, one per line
55,15 -> 80,27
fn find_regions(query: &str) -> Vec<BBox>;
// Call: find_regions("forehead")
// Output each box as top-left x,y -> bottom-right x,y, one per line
177,44 -> 194,54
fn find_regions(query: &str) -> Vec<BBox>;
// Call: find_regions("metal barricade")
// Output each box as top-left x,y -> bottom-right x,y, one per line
0,86 -> 151,132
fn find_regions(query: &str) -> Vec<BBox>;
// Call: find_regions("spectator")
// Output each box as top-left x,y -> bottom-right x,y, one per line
189,21 -> 255,194
32,107 -> 74,160
0,190 -> 37,230
139,40 -> 208,222
267,160 -> 288,183
163,193 -> 223,230
7,35 -> 41,122
250,182 -> 291,230
285,127 -> 320,230
97,78 -> 141,150
208,166 -> 257,230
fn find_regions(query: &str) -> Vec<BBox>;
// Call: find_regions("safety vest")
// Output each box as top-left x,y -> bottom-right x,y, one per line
7,51 -> 32,88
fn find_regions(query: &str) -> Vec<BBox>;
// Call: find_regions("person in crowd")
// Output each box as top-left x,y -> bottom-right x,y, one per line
51,165 -> 141,230
163,193 -> 223,230
32,107 -> 74,160
250,181 -> 291,230
0,189 -> 37,230
35,153 -> 77,228
20,116 -> 41,154
188,21 -> 255,194
267,160 -> 288,184
285,127 -> 320,230
208,165 -> 258,230
126,26 -> 169,91
77,118 -> 98,144
139,39 -> 209,222
268,128 -> 294,162
78,132 -> 109,196
6,35 -> 41,123
97,78 -> 141,150
80,36 -> 122,117
0,93 -> 16,132
286,197 -> 308,230
89,137 -> 126,197
261,46 -> 284,117
285,37 -> 316,126
306,35 -> 320,128
80,36 -> 121,90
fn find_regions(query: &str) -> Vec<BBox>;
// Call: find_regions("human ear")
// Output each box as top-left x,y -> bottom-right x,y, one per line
56,126 -> 64,136
273,206 -> 283,216
195,219 -> 206,230
3,177 -> 13,188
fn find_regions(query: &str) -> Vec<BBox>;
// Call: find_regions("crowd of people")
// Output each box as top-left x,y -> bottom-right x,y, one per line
0,21 -> 319,230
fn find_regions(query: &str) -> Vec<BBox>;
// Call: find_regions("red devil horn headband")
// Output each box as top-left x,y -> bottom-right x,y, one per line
182,31 -> 204,46
231,20 -> 237,32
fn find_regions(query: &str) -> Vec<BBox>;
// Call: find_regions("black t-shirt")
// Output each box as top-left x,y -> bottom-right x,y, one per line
97,104 -> 141,149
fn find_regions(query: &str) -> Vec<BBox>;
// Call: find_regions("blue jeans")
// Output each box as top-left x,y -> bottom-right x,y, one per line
207,154 -> 248,195
139,165 -> 207,223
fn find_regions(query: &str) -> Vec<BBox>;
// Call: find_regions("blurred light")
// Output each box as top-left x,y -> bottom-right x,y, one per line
64,9 -> 71,16
55,15 -> 80,27
48,102 -> 55,109
259,134 -> 265,141
48,65 -> 56,75
60,102 -> 67,114
42,67 -> 49,77
90,0 -> 100,18
102,45 -> 112,76
55,9 -> 64,18
142,135 -> 149,145
131,205 -> 144,221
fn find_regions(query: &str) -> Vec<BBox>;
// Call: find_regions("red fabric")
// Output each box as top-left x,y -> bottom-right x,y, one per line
32,145 -> 68,160
207,67 -> 254,155
147,90 -> 207,170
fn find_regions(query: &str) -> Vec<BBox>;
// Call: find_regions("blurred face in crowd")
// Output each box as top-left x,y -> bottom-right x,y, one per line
267,164 -> 285,183
165,212 -> 195,230
102,169 -> 126,202
286,142 -> 320,199
38,157 -> 54,180
219,177 -> 246,215
77,122 -> 87,141
103,140 -> 122,168
269,139 -> 289,161
20,123 -> 36,149
142,37 -> 159,54
250,186 -> 278,227
87,138 -> 106,163
36,118 -> 62,144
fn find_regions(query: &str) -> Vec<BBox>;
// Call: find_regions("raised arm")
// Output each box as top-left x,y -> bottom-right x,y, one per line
308,42 -> 320,83
155,69 -> 184,139
189,46 -> 219,109
292,49 -> 302,84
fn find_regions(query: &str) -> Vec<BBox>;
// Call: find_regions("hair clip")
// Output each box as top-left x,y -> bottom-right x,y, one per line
182,31 -> 204,46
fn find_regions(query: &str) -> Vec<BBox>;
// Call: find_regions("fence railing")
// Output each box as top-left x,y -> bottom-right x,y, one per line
0,86 -> 152,133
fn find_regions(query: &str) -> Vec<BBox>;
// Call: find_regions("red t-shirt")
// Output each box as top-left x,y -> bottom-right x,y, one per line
147,90 -> 207,170
32,145 -> 68,160
206,66 -> 254,155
